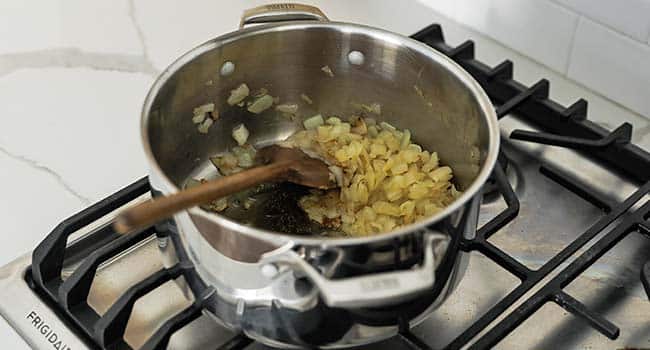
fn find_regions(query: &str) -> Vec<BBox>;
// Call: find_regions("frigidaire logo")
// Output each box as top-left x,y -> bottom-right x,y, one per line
26,311 -> 72,350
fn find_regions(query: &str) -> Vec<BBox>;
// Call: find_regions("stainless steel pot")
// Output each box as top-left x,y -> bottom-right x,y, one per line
141,3 -> 499,348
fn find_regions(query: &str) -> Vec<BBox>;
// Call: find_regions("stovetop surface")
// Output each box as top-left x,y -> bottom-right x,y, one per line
1,23 -> 649,350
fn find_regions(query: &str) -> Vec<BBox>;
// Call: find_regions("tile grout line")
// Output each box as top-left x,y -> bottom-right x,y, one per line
563,15 -> 582,76
0,143 -> 91,205
0,47 -> 159,78
549,0 -> 650,45
128,0 -> 154,65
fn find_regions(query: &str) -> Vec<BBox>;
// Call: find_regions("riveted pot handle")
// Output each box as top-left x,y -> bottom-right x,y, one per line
240,3 -> 329,28
260,231 -> 449,308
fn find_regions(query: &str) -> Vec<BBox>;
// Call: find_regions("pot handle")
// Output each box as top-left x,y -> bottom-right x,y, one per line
260,231 -> 449,308
240,3 -> 329,28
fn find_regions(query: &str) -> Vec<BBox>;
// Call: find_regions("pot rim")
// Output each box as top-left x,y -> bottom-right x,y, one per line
141,21 -> 500,247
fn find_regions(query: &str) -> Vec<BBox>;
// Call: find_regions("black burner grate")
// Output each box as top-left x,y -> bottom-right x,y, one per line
26,23 -> 650,350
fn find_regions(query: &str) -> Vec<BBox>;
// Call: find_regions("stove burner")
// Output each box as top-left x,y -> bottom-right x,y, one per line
6,22 -> 649,350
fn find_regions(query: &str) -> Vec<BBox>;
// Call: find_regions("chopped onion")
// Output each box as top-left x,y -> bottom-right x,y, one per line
193,103 -> 215,115
300,93 -> 313,105
197,118 -> 213,134
303,114 -> 324,130
275,103 -> 299,114
401,129 -> 411,149
364,102 -> 381,115
192,103 -> 215,124
227,83 -> 249,105
321,65 -> 334,77
232,145 -> 256,168
192,112 -> 206,124
326,116 -> 341,125
232,124 -> 249,145
368,125 -> 379,137
379,121 -> 396,131
328,165 -> 343,187
237,152 -> 254,167
204,197 -> 228,212
247,94 -> 274,114
352,102 -> 381,115
243,197 -> 257,209
210,153 -> 238,175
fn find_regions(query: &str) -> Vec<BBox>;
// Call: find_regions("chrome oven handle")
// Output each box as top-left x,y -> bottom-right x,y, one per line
240,3 -> 329,28
260,231 -> 450,308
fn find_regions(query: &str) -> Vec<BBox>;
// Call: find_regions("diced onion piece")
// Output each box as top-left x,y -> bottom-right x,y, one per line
237,152 -> 254,167
400,129 -> 411,149
210,153 -> 238,175
321,65 -> 335,77
326,116 -> 341,125
368,125 -> 379,137
192,112 -> 206,124
232,145 -> 256,168
365,102 -> 381,115
300,93 -> 313,105
243,197 -> 257,209
350,116 -> 367,135
353,102 -> 381,115
232,124 -> 249,145
328,165 -> 343,187
247,94 -> 274,114
193,103 -> 215,116
303,114 -> 324,130
197,118 -> 213,134
227,83 -> 249,105
379,121 -> 396,131
204,197 -> 228,212
192,103 -> 215,124
214,197 -> 228,211
275,103 -> 299,114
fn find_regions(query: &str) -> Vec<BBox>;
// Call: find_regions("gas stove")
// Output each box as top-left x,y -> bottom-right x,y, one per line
1,23 -> 648,350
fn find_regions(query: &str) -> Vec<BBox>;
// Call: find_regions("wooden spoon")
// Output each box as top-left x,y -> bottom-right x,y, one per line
113,145 -> 334,234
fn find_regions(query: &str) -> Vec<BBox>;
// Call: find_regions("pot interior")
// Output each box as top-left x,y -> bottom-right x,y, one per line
144,22 -> 494,236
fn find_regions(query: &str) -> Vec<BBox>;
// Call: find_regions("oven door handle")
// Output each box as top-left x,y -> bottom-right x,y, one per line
260,231 -> 449,308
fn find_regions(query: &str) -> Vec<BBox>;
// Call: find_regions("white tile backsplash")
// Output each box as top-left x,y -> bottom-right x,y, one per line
419,0 -> 650,119
0,0 -> 141,56
568,17 -> 650,117
0,0 -> 62,54
553,0 -> 650,42
418,0 -> 579,73
60,0 -> 142,55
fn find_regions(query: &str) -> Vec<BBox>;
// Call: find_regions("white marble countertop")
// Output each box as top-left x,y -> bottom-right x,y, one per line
1,1 -> 648,348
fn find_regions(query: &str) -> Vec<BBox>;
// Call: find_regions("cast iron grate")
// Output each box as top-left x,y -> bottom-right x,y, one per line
29,178 -> 210,350
26,23 -> 650,350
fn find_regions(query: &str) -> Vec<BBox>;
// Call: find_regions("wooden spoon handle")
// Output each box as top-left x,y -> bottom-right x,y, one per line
114,161 -> 292,234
